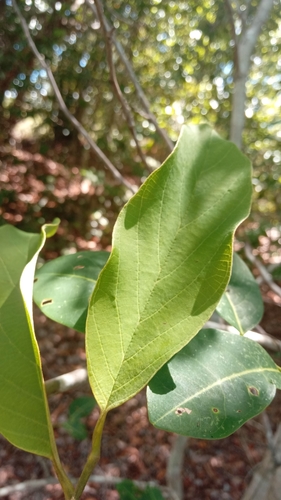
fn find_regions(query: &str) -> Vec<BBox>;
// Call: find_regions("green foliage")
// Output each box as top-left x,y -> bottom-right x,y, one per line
147,329 -> 281,439
116,479 -> 164,500
0,123 -> 278,499
216,252 -> 264,333
86,124 -> 252,412
63,396 -> 96,441
33,251 -> 264,339
33,250 -> 109,332
0,221 -> 59,458
2,0 -> 280,235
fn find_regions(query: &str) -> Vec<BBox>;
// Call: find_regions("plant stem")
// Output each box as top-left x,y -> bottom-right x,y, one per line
52,453 -> 74,500
71,410 -> 107,500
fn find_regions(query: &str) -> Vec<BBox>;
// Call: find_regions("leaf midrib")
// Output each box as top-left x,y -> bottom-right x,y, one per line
102,169 -> 250,408
36,272 -> 96,284
154,366 -> 278,424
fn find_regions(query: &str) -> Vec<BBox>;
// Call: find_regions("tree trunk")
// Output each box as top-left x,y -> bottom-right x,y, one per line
228,0 -> 275,148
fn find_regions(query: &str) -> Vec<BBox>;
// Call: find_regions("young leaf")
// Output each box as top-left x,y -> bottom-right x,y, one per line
63,396 -> 96,440
116,480 -> 165,500
216,252 -> 264,333
33,251 -> 109,332
86,124 -> 252,412
0,222 -> 59,457
147,329 -> 281,439
116,479 -> 142,499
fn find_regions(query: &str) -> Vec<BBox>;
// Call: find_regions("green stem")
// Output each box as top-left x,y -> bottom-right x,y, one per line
52,448 -> 74,499
71,410 -> 107,500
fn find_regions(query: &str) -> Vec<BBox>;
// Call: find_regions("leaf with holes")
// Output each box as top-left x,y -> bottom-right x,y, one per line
216,252 -> 264,333
147,329 -> 281,439
33,251 -> 109,333
86,124 -> 252,412
0,221 -> 59,457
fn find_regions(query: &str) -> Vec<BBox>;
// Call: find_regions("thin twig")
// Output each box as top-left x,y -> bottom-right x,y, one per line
11,0 -> 136,193
106,6 -> 135,26
224,0 -> 239,47
45,368 -> 89,395
244,243 -> 281,299
43,321 -> 281,398
205,321 -> 281,352
85,0 -> 173,152
0,475 -> 173,499
94,0 -> 150,170
0,479 -> 58,498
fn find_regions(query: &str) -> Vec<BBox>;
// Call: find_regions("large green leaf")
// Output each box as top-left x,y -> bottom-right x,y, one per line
0,221 -> 59,457
33,251 -> 109,332
86,124 -> 252,412
147,329 -> 281,439
216,252 -> 264,333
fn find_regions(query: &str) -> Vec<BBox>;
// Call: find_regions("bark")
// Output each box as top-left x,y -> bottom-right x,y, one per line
226,0 -> 275,148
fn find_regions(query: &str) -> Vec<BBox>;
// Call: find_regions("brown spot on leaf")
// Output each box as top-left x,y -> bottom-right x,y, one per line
248,386 -> 259,396
41,299 -> 53,306
74,265 -> 85,270
175,407 -> 192,415
212,408 -> 219,413
33,277 -> 38,283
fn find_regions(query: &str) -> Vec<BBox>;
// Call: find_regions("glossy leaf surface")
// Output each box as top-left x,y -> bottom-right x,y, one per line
0,222 -> 59,457
33,251 -> 109,332
86,124 -> 252,411
148,329 -> 281,439
216,252 -> 264,333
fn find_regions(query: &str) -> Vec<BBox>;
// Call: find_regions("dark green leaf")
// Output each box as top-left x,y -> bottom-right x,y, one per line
216,253 -> 264,333
116,479 -> 141,499
33,251 -> 109,332
116,480 -> 164,500
148,329 -> 281,439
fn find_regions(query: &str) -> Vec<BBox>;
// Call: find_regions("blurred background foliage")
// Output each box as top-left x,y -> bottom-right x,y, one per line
0,0 -> 280,260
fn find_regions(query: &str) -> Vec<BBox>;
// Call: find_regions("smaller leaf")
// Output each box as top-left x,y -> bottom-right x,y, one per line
147,329 -> 281,439
63,420 -> 88,441
140,487 -> 165,500
216,252 -> 264,333
116,479 -> 141,499
116,480 -> 164,500
63,396 -> 96,441
33,251 -> 109,332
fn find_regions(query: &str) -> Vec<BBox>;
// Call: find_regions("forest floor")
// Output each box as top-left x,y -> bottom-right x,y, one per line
1,295 -> 281,500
